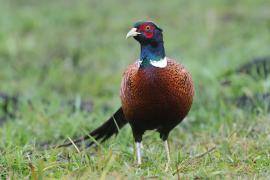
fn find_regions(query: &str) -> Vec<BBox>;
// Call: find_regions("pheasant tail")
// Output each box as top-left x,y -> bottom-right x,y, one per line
57,107 -> 127,148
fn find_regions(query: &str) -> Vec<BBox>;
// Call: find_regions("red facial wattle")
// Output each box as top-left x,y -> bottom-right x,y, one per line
144,31 -> 153,38
138,23 -> 154,39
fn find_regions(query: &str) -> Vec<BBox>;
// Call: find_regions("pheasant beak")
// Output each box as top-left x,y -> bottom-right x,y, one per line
126,28 -> 140,39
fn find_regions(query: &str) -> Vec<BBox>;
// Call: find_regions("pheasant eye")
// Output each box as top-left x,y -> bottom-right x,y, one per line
145,25 -> 151,31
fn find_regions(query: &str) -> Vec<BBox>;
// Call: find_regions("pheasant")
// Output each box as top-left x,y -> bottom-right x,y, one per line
58,21 -> 194,167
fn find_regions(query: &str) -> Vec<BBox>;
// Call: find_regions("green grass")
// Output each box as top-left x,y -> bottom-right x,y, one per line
0,0 -> 270,178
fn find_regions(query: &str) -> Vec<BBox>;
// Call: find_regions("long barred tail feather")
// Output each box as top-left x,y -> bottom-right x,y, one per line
56,107 -> 127,148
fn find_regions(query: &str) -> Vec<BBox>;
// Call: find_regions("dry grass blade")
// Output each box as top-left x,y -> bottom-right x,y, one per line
68,137 -> 81,153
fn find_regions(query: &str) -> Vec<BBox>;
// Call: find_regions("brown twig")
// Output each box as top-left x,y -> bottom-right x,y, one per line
173,146 -> 216,176
194,146 -> 216,159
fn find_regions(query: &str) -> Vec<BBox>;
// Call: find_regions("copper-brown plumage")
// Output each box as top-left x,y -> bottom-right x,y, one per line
121,58 -> 194,141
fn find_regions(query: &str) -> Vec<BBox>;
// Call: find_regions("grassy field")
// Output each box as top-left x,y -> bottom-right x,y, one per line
0,0 -> 270,178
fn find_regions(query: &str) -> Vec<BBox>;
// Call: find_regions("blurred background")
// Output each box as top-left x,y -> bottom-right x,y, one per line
0,0 -> 269,178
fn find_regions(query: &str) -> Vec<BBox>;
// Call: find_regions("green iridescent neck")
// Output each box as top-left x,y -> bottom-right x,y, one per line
139,42 -> 165,68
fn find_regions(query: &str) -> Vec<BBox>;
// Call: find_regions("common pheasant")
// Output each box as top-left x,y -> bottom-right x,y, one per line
58,21 -> 194,167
